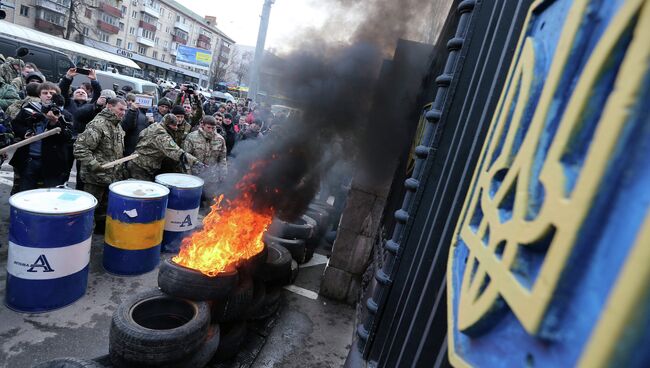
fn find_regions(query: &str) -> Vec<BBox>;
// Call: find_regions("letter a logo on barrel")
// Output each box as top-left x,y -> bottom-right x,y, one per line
27,254 -> 55,273
180,215 -> 193,228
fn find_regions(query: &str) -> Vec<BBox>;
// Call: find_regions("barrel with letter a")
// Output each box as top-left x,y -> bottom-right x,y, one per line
5,189 -> 97,313
103,180 -> 169,275
155,173 -> 204,253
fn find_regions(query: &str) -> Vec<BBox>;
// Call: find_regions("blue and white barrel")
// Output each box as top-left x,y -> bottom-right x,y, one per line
6,189 -> 97,313
155,173 -> 204,253
104,180 -> 169,276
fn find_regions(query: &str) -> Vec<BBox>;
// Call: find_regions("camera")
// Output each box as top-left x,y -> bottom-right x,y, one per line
42,104 -> 61,116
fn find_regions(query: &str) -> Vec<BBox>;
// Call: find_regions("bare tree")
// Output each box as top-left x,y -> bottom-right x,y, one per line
64,0 -> 104,41
234,50 -> 252,86
210,46 -> 237,87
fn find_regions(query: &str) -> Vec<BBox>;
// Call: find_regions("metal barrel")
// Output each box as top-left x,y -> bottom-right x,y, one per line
155,174 -> 204,253
5,189 -> 97,313
103,180 -> 169,275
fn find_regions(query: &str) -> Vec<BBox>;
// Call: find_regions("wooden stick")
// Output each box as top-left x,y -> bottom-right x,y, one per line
0,128 -> 61,154
101,154 -> 139,169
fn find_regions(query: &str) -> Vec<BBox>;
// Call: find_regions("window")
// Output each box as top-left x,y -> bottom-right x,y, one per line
141,29 -> 154,40
101,13 -> 118,26
153,51 -> 158,59
99,31 -> 110,43
154,37 -> 159,45
129,27 -> 135,35
165,26 -> 169,33
162,54 -> 166,62
116,39 -> 122,47
85,9 -> 92,18
138,46 -> 146,54
127,42 -> 133,50
19,5 -> 29,17
119,22 -> 125,31
121,6 -> 127,15
164,40 -> 168,47
157,22 -> 162,29
131,10 -> 137,19
160,8 -> 164,17
168,12 -> 172,20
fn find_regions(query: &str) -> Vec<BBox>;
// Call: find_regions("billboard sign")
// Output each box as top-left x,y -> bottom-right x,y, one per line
176,45 -> 212,70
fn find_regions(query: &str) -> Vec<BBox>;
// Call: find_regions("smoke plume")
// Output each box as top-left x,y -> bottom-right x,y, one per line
213,0 -> 437,221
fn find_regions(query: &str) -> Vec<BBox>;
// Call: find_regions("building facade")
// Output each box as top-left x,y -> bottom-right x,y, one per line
0,0 -> 234,87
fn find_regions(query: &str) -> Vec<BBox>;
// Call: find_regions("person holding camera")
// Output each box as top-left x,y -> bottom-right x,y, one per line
59,67 -> 101,117
122,94 -> 154,156
9,82 -> 74,192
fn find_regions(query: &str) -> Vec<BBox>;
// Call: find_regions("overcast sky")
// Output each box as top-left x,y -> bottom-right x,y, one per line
175,0 -> 330,50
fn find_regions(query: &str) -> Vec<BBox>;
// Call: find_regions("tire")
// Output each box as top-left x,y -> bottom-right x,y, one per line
109,289 -> 210,368
32,357 -> 103,368
249,286 -> 282,320
304,247 -> 315,263
246,280 -> 267,320
310,200 -> 335,216
260,243 -> 292,285
212,321 -> 247,363
158,258 -> 238,301
238,244 -> 268,277
184,324 -> 220,368
306,206 -> 330,235
267,215 -> 316,240
264,234 -> 306,263
211,275 -> 254,323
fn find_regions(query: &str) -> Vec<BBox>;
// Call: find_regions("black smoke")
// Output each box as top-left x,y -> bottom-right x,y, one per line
210,0 -> 438,221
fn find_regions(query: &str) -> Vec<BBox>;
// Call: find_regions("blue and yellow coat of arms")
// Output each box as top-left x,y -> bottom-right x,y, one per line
447,0 -> 650,366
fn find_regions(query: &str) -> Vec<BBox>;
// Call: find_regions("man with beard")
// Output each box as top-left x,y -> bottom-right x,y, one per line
126,114 -> 201,181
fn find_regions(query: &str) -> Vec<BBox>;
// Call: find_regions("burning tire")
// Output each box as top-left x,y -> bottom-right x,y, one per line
158,257 -> 238,301
264,234 -> 307,263
267,215 -> 316,240
212,321 -> 247,363
237,244 -> 268,277
211,275 -> 254,323
32,357 -> 103,368
109,289 -> 210,368
260,243 -> 292,285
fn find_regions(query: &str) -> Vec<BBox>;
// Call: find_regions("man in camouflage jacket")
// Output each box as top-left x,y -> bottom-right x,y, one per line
183,116 -> 227,182
126,114 -> 200,181
73,98 -> 127,232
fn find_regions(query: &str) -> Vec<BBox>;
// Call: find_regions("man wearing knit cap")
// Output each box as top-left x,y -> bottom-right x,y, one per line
153,97 -> 173,123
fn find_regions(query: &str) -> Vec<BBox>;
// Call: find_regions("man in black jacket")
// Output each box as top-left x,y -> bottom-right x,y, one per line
59,68 -> 101,117
10,82 -> 74,191
121,98 -> 153,155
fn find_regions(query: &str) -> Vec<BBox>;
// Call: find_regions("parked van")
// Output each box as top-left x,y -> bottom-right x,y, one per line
0,35 -> 74,83
73,71 -> 159,104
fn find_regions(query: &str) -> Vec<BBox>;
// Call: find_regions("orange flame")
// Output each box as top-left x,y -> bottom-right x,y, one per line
172,165 -> 274,276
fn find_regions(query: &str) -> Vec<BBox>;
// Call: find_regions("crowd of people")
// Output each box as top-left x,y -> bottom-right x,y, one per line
0,55 -> 282,233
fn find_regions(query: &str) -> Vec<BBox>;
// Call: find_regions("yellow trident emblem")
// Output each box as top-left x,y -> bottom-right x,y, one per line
448,0 -> 650,366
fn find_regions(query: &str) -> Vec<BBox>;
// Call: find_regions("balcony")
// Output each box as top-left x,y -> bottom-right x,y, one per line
196,40 -> 211,50
99,2 -> 122,18
34,18 -> 65,36
34,0 -> 69,15
139,20 -> 156,32
172,35 -> 187,45
142,3 -> 160,18
174,21 -> 190,34
97,20 -> 120,34
137,36 -> 155,48
198,34 -> 211,43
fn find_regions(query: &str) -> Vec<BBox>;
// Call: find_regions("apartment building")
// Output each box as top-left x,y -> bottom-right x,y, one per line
0,0 -> 234,87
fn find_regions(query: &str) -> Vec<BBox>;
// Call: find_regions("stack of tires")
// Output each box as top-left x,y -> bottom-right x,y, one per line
104,242 -> 295,367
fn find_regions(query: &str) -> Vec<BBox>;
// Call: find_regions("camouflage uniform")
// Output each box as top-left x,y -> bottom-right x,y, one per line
127,120 -> 198,181
183,127 -> 227,182
73,108 -> 126,230
159,119 -> 191,174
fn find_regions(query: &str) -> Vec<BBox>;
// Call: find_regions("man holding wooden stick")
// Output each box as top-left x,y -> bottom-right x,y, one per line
9,82 -> 74,191
73,98 -> 127,234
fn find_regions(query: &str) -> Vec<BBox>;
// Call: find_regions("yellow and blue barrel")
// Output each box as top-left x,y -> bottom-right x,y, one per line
155,173 -> 204,253
103,180 -> 169,275
5,189 -> 97,313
